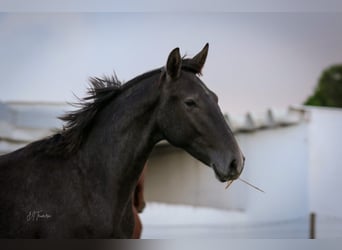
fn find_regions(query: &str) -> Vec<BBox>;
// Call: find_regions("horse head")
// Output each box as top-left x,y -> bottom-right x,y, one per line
157,44 -> 245,182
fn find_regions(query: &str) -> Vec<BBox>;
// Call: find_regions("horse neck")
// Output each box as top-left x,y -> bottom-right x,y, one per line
78,73 -> 162,198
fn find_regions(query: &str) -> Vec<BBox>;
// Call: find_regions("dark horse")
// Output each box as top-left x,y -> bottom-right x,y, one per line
0,44 -> 244,238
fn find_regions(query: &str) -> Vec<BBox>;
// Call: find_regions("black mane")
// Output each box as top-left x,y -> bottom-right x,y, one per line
29,58 -> 202,156
59,74 -> 123,154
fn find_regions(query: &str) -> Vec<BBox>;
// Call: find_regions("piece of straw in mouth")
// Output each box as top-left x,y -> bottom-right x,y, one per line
225,178 -> 265,193
238,178 -> 265,193
225,180 -> 234,189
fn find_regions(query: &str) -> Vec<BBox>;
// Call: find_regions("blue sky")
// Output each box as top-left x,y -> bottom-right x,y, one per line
1,13 -> 342,114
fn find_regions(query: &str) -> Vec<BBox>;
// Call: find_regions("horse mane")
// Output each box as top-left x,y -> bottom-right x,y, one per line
29,58 -> 202,157
59,74 -> 123,154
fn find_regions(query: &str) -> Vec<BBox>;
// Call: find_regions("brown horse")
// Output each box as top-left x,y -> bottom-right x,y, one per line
131,165 -> 146,239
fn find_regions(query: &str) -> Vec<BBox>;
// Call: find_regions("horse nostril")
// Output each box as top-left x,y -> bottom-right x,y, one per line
229,158 -> 243,177
230,159 -> 238,170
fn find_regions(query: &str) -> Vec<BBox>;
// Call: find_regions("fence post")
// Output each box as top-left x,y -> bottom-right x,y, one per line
309,212 -> 316,239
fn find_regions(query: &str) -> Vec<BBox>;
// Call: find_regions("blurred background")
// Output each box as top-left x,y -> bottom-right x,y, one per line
1,11 -> 342,238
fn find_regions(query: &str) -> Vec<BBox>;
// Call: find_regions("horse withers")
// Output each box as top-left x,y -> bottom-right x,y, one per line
0,44 -> 244,238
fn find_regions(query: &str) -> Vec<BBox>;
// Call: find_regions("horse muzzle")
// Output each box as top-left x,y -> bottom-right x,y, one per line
212,155 -> 245,182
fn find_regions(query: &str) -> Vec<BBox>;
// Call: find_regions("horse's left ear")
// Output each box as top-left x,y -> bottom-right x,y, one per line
166,47 -> 182,80
192,43 -> 209,72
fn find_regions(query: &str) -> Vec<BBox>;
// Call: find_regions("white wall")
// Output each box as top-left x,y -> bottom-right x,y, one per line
237,123 -> 310,222
308,107 -> 342,238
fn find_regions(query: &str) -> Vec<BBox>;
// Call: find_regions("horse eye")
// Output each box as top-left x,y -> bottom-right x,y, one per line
184,99 -> 197,108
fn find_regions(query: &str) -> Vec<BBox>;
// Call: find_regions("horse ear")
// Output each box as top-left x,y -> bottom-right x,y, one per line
166,47 -> 182,79
191,43 -> 209,72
